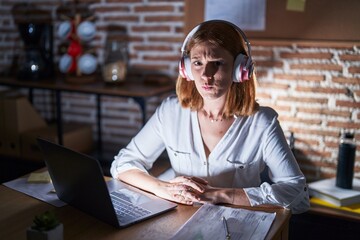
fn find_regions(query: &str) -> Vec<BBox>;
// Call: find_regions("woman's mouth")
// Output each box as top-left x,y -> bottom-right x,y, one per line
202,85 -> 213,91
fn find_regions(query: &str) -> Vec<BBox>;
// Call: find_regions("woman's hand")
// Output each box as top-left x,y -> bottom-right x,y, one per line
154,176 -> 209,205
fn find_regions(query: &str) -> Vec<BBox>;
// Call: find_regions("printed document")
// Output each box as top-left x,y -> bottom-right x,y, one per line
171,204 -> 276,240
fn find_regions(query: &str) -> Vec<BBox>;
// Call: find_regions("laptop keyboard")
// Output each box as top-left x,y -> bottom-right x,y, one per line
110,191 -> 151,224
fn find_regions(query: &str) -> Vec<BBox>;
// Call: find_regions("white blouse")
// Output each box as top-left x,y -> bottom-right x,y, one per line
111,96 -> 310,214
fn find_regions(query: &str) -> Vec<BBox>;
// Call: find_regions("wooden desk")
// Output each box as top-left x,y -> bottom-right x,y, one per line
0,184 -> 291,240
0,77 -> 175,154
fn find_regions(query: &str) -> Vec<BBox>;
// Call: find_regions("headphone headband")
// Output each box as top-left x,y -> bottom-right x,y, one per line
181,19 -> 252,59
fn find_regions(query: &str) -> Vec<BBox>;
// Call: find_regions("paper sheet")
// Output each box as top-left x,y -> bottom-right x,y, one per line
3,176 -> 66,207
171,204 -> 276,240
205,0 -> 266,31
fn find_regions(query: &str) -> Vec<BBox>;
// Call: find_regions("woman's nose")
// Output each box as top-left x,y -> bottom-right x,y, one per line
201,63 -> 217,80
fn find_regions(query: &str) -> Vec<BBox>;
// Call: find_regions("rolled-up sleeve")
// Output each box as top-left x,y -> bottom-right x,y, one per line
110,100 -> 166,179
244,114 -> 310,214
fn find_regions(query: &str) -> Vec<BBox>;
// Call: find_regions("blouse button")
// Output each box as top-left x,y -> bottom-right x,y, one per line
174,153 -> 177,156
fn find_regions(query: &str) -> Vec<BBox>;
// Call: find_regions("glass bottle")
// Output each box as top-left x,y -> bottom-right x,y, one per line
102,41 -> 128,84
336,130 -> 356,189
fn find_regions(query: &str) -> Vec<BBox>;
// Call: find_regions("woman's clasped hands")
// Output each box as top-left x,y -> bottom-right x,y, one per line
158,176 -> 208,205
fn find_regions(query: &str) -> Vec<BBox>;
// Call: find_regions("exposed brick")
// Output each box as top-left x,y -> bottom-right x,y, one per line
336,100 -> 360,108
175,26 -> 184,34
143,55 -> 180,61
255,92 -> 271,99
134,5 -> 174,12
324,140 -> 339,149
274,74 -> 325,82
295,86 -> 346,94
131,26 -> 171,33
332,77 -> 360,84
251,40 -> 292,48
277,96 -> 328,104
148,0 -> 184,2
257,82 -> 290,90
254,70 -> 268,78
255,60 -> 283,68
148,36 -> 184,43
339,54 -> 360,61
103,16 -> 139,22
327,121 -> 360,129
296,148 -> 332,159
144,15 -> 184,22
296,42 -> 356,50
297,157 -> 336,169
278,116 -> 322,125
296,107 -> 351,118
252,49 -> 273,58
319,171 -> 336,179
133,45 -> 173,51
280,52 -> 333,60
290,63 -> 342,71
288,127 -> 339,138
348,66 -> 360,74
106,0 -> 142,3
296,137 -> 320,147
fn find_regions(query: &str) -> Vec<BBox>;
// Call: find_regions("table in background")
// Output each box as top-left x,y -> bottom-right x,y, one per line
289,200 -> 360,240
0,183 -> 291,240
0,76 -> 175,155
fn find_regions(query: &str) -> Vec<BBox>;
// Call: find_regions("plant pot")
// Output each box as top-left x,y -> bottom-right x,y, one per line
27,223 -> 63,240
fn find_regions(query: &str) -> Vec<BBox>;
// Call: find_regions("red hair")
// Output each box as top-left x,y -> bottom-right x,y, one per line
176,21 -> 259,117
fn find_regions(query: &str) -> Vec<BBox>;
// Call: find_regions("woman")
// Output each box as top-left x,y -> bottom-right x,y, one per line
110,20 -> 309,214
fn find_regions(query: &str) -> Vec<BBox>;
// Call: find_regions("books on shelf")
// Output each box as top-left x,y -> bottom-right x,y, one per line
310,197 -> 360,214
308,178 -> 360,207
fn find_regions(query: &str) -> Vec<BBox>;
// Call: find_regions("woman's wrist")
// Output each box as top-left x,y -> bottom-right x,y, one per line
216,188 -> 251,206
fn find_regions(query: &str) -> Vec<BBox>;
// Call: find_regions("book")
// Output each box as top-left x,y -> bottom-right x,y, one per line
310,197 -> 360,214
308,178 -> 360,207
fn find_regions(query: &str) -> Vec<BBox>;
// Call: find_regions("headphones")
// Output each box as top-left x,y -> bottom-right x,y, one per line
179,19 -> 254,83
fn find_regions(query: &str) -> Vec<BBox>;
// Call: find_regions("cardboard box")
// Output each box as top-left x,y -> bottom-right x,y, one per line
1,94 -> 47,157
20,122 -> 93,161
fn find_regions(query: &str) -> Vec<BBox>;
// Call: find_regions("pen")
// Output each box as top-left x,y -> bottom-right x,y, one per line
222,216 -> 231,240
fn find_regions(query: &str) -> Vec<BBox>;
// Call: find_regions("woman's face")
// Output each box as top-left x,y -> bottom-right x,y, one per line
190,41 -> 234,101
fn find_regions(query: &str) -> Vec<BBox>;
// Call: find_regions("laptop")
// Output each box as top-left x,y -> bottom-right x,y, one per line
36,138 -> 177,228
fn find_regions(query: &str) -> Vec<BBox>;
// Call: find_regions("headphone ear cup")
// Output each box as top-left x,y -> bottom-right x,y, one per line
179,55 -> 194,81
233,53 -> 252,82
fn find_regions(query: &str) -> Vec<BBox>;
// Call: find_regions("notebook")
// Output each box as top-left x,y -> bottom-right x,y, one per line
36,138 -> 177,228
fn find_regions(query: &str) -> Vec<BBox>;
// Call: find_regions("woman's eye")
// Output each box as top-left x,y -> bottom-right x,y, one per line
193,61 -> 202,66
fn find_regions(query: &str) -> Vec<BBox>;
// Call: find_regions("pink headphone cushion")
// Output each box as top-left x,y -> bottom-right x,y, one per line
233,54 -> 252,82
179,55 -> 194,81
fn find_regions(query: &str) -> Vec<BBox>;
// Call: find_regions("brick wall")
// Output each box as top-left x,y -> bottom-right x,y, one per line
252,40 -> 360,181
0,0 -> 359,182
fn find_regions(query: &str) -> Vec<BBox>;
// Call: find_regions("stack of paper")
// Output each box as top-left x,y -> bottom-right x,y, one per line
308,178 -> 360,207
171,204 -> 276,240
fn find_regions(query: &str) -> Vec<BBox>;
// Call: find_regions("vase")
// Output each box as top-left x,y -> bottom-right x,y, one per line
27,223 -> 63,240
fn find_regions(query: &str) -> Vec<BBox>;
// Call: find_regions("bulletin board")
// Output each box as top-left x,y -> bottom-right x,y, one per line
184,0 -> 360,42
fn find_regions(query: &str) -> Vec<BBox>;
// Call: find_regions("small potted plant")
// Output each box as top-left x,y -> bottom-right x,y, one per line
27,211 -> 63,240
